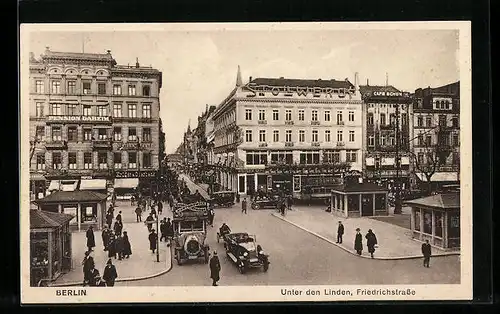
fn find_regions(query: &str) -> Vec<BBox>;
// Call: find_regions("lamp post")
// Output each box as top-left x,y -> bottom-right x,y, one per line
394,104 -> 403,214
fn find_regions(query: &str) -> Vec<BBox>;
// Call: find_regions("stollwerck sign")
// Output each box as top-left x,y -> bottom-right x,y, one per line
244,83 -> 351,97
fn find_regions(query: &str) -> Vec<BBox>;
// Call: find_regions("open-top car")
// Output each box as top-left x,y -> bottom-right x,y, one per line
223,232 -> 269,274
251,195 -> 281,210
211,191 -> 235,207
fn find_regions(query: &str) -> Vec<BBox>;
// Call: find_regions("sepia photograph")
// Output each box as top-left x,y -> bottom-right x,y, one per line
20,22 -> 472,303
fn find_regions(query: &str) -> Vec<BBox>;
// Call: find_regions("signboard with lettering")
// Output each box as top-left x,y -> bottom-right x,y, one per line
47,115 -> 112,123
369,91 -> 410,98
120,142 -> 153,150
245,83 -> 350,98
115,170 -> 158,178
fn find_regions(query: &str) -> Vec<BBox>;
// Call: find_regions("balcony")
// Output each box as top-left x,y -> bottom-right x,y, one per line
311,121 -> 320,126
45,140 -> 67,150
285,120 -> 294,125
258,120 -> 267,125
311,142 -> 320,147
92,139 -> 113,150
336,141 -> 345,147
285,142 -> 294,147
258,142 -> 268,147
337,121 -> 345,126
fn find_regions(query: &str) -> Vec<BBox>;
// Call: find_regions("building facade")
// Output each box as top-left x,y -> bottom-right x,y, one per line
410,82 -> 460,191
29,48 -> 162,198
360,84 -> 413,190
211,69 -> 364,199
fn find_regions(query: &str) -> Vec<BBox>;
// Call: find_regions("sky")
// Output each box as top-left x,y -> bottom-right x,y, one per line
27,25 -> 460,153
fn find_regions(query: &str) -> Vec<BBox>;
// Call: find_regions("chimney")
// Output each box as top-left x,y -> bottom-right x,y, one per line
354,72 -> 359,92
206,104 -> 209,113
386,72 -> 389,86
249,76 -> 252,82
236,65 -> 243,87
106,50 -> 111,54
135,57 -> 140,68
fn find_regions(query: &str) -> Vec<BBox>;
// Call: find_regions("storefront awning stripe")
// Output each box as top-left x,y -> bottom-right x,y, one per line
114,178 -> 139,189
80,179 -> 107,190
48,180 -> 60,191
60,181 -> 78,192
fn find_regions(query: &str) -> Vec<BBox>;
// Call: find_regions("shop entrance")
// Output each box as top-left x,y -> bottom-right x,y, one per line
246,174 -> 255,196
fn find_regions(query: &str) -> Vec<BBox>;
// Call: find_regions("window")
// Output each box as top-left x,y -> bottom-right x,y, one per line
51,126 -> 62,141
113,84 -> 122,95
128,85 -> 136,96
97,83 -> 106,95
67,126 -> 77,142
325,130 -> 331,142
272,110 -> 279,121
299,130 -> 305,142
312,130 -> 318,142
142,104 -> 151,118
245,109 -> 252,120
143,152 -> 152,168
97,106 -> 107,117
51,103 -> 62,116
97,128 -> 107,140
114,153 -> 122,169
311,110 -> 318,121
414,210 -> 421,231
35,126 -> 44,141
81,205 -> 97,223
418,134 -> 424,146
425,135 -> 432,146
337,111 -> 343,124
273,130 -> 279,142
389,136 -> 395,146
258,110 -> 266,121
36,103 -> 44,117
298,109 -> 305,121
84,153 -> 92,169
67,104 -> 77,116
438,115 -> 447,127
82,81 -> 91,94
435,212 -> 443,238
337,130 -> 343,142
452,117 -> 459,127
453,134 -> 459,146
324,150 -> 340,163
35,80 -> 44,94
83,128 -> 92,141
36,154 -> 45,170
98,152 -> 108,169
83,105 -> 91,116
68,153 -> 77,170
417,116 -> 423,127
299,151 -> 320,165
51,81 -> 61,94
368,136 -> 375,146
128,104 -> 137,118
346,150 -> 357,162
128,152 -> 137,168
423,210 -> 432,234
285,110 -> 292,121
245,130 -> 252,142
270,151 -> 293,164
349,130 -> 355,142
142,85 -> 151,96
426,117 -> 432,127
67,81 -> 76,94
128,128 -> 137,141
348,111 -> 355,122
285,130 -> 292,142
324,110 -> 331,122
52,152 -> 62,169
259,130 -> 266,142
367,113 -> 374,125
113,127 -> 122,141
142,128 -> 151,142
417,153 -> 424,165
380,135 -> 386,146
246,151 -> 267,165
401,113 -> 407,125
380,113 -> 386,125
113,104 -> 122,117
389,114 -> 396,126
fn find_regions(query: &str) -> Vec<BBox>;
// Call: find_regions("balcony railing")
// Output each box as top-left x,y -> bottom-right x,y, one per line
258,142 -> 268,147
311,121 -> 320,125
285,120 -> 294,125
311,142 -> 320,147
285,142 -> 294,147
258,120 -> 267,125
336,141 -> 345,147
45,140 -> 67,150
92,139 -> 113,150
337,121 -> 345,125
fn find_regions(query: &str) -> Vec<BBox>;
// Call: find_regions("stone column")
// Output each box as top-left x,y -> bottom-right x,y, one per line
372,193 -> 376,215
77,203 -> 82,232
344,194 -> 348,217
359,194 -> 362,217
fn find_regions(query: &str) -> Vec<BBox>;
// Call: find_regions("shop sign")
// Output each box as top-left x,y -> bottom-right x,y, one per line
115,170 -> 157,178
245,83 -> 349,98
47,115 -> 112,123
120,142 -> 153,150
371,91 -> 410,97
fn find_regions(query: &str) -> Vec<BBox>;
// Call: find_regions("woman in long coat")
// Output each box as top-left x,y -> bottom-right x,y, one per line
365,229 -> 378,258
148,229 -> 158,253
209,251 -> 221,286
107,231 -> 117,258
101,226 -> 110,251
122,231 -> 132,258
354,228 -> 363,255
86,226 -> 95,251
114,235 -> 124,260
114,220 -> 123,237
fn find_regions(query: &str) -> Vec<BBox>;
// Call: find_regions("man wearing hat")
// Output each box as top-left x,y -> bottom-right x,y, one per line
103,259 -> 118,287
209,251 -> 221,286
336,221 -> 344,244
86,226 -> 95,252
354,228 -> 363,255
101,225 -> 110,251
81,250 -> 95,286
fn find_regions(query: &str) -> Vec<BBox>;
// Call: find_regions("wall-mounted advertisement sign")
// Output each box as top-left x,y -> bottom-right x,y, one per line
47,115 -> 112,123
245,83 -> 350,98
370,91 -> 410,97
120,142 -> 153,150
115,170 -> 157,178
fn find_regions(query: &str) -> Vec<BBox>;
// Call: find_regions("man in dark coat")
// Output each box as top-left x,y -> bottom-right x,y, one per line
149,229 -> 158,253
114,220 -> 123,237
145,214 -> 155,232
82,250 -> 94,286
135,206 -> 142,222
86,226 -> 95,252
108,204 -> 114,217
122,231 -> 132,258
241,198 -> 247,214
88,266 -> 101,287
337,221 -> 344,244
354,228 -> 363,255
160,218 -> 167,242
105,212 -> 113,229
107,231 -> 117,259
209,251 -> 221,286
115,235 -> 124,260
102,259 -> 118,287
115,211 -> 122,224
421,240 -> 432,267
365,229 -> 378,258
101,225 -> 110,251
157,201 -> 163,216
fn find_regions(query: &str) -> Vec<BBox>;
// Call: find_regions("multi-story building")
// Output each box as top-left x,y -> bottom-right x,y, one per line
29,48 -> 162,198
410,81 -> 460,191
360,84 -> 413,190
211,68 -> 364,199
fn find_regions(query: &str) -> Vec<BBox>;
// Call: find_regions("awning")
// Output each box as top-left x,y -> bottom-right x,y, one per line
114,178 -> 139,189
416,172 -> 458,182
80,179 -> 107,191
60,180 -> 78,192
48,180 -> 60,191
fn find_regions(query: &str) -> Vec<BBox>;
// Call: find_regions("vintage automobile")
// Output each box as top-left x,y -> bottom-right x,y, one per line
211,191 -> 235,207
172,201 -> 211,265
251,195 -> 281,210
223,232 -> 270,274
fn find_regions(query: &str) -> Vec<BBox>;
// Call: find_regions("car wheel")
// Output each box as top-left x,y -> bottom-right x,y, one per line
252,203 -> 260,210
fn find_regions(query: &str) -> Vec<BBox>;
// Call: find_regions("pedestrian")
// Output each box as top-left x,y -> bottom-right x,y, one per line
131,195 -> 136,206
150,206 -> 157,220
116,211 -> 122,224
81,250 -> 94,286
209,207 -> 215,227
135,205 -> 142,222
122,231 -> 132,258
111,192 -> 117,207
115,234 -> 124,260
365,229 -> 378,258
88,266 -> 101,287
86,226 -> 95,252
280,200 -> 286,216
354,228 -> 363,255
145,213 -> 154,232
108,204 -> 114,217
336,221 -> 344,244
236,193 -> 240,203
149,229 -> 158,253
102,259 -> 118,287
107,231 -> 117,259
160,218 -> 167,242
287,195 -> 293,211
166,218 -> 173,246
421,240 -> 432,268
101,225 -> 110,251
114,220 -> 123,237
209,250 -> 221,286
241,198 -> 247,214
158,201 -> 163,216
106,212 -> 113,229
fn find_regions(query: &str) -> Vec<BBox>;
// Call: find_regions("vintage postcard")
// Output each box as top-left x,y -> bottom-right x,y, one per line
20,22 -> 472,303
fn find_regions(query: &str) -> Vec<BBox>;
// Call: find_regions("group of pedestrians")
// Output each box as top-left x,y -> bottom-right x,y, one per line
81,251 -> 118,287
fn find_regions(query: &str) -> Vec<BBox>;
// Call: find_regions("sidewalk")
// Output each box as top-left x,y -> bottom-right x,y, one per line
51,201 -> 172,286
272,206 -> 460,260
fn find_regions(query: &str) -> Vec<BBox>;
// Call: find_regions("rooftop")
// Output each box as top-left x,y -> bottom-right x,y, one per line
403,193 -> 460,210
30,209 -> 74,229
33,190 -> 108,204
249,77 -> 354,89
42,50 -> 116,62
359,84 -> 401,95
332,182 -> 388,193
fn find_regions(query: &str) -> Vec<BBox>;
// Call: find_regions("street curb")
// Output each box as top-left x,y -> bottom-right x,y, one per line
271,213 -> 460,261
50,248 -> 173,287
